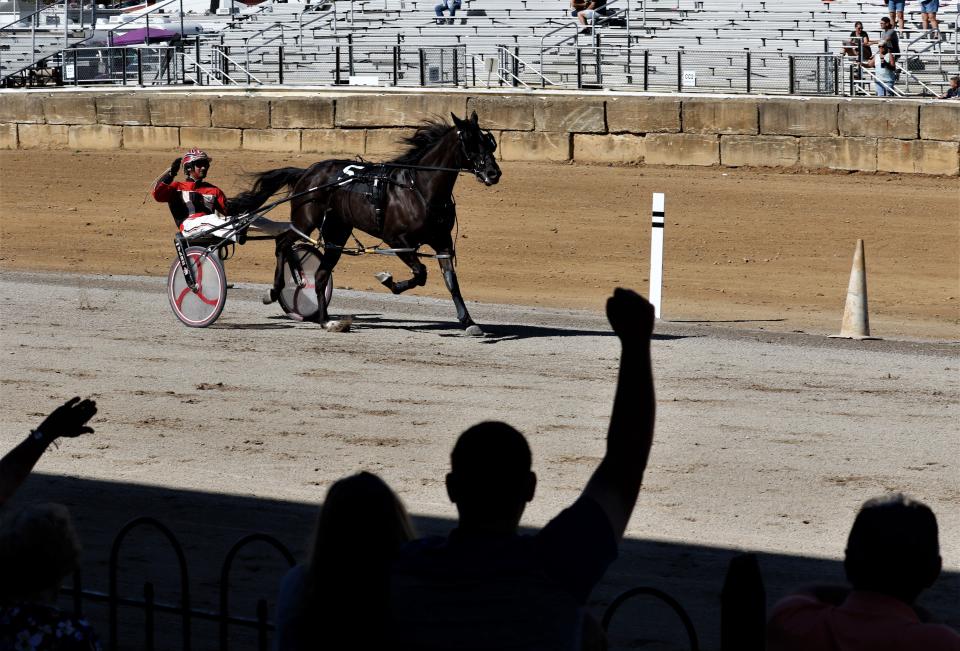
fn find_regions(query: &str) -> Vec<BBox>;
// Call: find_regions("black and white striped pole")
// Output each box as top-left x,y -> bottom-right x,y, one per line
649,193 -> 665,319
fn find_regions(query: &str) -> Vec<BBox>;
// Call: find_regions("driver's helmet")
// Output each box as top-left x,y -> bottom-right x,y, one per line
182,148 -> 211,170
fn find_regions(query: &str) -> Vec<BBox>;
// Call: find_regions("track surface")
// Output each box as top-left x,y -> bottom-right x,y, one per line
1,270 -> 957,650
1,151 -> 957,340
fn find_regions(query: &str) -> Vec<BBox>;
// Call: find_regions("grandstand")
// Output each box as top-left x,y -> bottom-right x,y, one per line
1,0 -> 958,95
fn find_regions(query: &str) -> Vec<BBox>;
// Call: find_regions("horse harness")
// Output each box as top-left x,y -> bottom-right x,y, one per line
331,163 -> 451,233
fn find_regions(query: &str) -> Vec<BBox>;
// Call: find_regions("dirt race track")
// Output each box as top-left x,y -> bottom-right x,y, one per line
0,150 -> 958,650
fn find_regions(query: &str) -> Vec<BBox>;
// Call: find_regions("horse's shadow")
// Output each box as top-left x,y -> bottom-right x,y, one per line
349,315 -> 692,343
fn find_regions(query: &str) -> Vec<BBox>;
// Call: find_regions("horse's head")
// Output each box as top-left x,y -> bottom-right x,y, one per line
452,111 -> 502,186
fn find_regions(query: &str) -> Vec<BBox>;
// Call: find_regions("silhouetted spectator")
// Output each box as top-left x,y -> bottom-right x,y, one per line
0,397 -> 97,508
390,287 -> 656,650
274,472 -> 414,651
938,76 -> 959,99
768,493 -> 960,651
0,503 -> 102,650
434,0 -> 460,24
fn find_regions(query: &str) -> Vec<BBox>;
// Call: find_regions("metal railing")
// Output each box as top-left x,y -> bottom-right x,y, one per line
0,0 -> 94,82
59,45 -> 181,85
61,516 -> 295,651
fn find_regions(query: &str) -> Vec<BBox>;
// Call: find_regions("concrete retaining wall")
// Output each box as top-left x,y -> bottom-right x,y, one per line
1,89 -> 957,175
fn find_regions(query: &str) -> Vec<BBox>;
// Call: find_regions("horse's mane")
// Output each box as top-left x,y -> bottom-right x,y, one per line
391,119 -> 454,165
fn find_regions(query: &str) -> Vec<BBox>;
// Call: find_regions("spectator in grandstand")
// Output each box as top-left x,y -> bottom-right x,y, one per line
434,0 -> 461,24
878,17 -> 900,56
842,22 -> 873,61
571,0 -> 606,34
390,287 -> 656,650
152,148 -> 235,241
274,472 -> 414,651
920,0 -> 940,38
767,493 -> 960,651
0,397 -> 97,508
938,76 -> 959,99
862,43 -> 898,96
887,0 -> 906,30
0,503 -> 103,650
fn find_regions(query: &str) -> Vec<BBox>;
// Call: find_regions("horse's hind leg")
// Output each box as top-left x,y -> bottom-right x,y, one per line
375,251 -> 427,295
263,231 -> 298,305
438,254 -> 483,336
312,222 -> 350,331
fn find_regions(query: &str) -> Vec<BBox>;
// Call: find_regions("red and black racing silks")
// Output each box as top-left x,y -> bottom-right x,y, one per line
152,178 -> 229,227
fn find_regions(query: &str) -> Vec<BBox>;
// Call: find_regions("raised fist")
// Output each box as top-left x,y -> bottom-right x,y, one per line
606,288 -> 654,344
170,157 -> 182,177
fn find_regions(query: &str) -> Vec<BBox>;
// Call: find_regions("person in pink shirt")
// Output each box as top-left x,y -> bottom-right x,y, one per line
768,493 -> 960,651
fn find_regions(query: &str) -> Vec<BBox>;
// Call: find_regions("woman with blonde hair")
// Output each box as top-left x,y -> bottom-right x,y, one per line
275,472 -> 414,650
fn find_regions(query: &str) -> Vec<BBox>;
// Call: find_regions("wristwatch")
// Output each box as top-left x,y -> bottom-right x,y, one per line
30,429 -> 47,445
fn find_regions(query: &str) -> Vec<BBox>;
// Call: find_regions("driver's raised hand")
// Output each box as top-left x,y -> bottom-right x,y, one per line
169,157 -> 182,177
606,288 -> 655,345
36,397 -> 97,444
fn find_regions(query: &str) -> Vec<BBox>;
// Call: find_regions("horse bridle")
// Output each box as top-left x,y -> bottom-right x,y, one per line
457,128 -> 498,181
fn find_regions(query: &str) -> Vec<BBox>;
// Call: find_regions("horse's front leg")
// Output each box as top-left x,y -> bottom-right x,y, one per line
375,251 -> 427,295
438,253 -> 483,336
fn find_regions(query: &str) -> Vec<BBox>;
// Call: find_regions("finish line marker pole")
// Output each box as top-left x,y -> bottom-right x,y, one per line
649,193 -> 665,319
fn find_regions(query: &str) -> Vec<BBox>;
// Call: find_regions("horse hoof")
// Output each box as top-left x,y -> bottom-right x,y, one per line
324,318 -> 353,333
262,289 -> 278,305
374,271 -> 393,286
464,324 -> 485,337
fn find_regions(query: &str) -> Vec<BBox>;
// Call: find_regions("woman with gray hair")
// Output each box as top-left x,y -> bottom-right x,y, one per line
0,503 -> 102,650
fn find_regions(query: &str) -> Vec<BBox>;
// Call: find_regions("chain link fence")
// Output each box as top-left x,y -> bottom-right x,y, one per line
61,46 -> 181,85
790,54 -> 842,95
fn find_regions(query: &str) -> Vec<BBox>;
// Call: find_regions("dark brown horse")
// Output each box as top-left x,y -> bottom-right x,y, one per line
229,111 -> 501,335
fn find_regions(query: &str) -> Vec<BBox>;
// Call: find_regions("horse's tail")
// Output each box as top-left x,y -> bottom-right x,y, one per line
227,167 -> 308,215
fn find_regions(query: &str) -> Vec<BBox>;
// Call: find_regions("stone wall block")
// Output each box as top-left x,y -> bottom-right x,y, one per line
68,125 -> 122,150
123,126 -> 180,150
760,99 -> 839,136
498,131 -> 571,162
302,129 -> 365,155
466,96 -> 535,131
0,124 -> 17,149
606,97 -> 680,133
644,133 -> 719,166
149,97 -> 210,127
17,124 -> 68,149
211,98 -> 270,129
97,96 -> 150,125
683,99 -> 758,134
839,101 -> 918,139
573,133 -> 644,164
534,97 -> 605,133
920,103 -> 960,142
44,96 -> 97,124
877,138 -> 959,175
242,129 -> 301,152
179,126 -> 242,150
0,94 -> 45,124
336,94 -> 467,127
799,136 -> 877,171
364,128 -> 418,157
721,135 -> 798,167
270,98 -> 335,129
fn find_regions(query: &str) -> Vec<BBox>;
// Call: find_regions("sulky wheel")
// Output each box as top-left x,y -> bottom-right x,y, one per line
278,243 -> 333,321
168,246 -> 227,327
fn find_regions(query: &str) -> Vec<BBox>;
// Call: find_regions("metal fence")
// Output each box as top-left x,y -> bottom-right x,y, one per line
60,516 -> 294,651
60,46 -> 181,85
